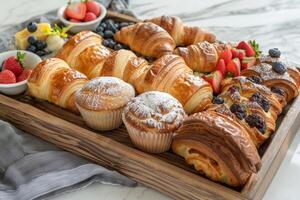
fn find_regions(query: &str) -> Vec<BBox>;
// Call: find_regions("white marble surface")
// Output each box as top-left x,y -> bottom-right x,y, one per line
1,0 -> 300,199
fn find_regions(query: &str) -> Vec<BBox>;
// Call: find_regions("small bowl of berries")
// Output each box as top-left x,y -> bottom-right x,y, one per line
0,50 -> 42,95
58,0 -> 107,33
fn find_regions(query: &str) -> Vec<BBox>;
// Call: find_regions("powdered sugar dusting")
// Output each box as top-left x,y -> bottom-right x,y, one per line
124,91 -> 186,132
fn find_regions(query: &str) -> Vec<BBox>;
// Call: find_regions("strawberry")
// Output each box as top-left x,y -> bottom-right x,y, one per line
64,1 -> 87,20
3,52 -> 25,76
220,49 -> 232,64
236,41 -> 255,57
216,59 -> 226,78
232,48 -> 246,61
242,57 -> 257,70
202,70 -> 223,94
231,48 -> 239,58
0,70 -> 16,84
17,69 -> 32,82
86,0 -> 101,17
226,58 -> 241,77
83,12 -> 97,22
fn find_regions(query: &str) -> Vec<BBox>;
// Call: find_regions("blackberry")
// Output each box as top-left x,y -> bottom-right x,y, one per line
271,87 -> 285,96
247,76 -> 262,84
268,48 -> 281,58
213,97 -> 224,104
245,114 -> 266,134
230,104 -> 247,120
271,62 -> 287,74
250,92 -> 270,112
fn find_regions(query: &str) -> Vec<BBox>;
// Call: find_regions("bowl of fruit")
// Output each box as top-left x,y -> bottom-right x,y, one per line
58,0 -> 106,33
0,50 -> 41,95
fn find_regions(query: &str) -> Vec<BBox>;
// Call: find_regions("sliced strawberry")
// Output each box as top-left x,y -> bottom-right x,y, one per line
83,12 -> 97,22
242,57 -> 257,70
216,59 -> 226,78
86,0 -> 101,17
0,70 -> 16,84
3,55 -> 24,76
202,70 -> 223,94
226,58 -> 241,77
220,49 -> 232,64
236,41 -> 255,57
231,48 -> 239,58
231,48 -> 246,61
17,69 -> 32,82
64,2 -> 87,20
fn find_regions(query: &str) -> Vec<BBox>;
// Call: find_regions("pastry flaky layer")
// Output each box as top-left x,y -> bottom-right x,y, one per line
75,76 -> 135,111
56,31 -> 213,114
114,22 -> 176,58
144,15 -> 216,46
241,62 -> 299,103
28,58 -> 88,113
172,111 -> 261,188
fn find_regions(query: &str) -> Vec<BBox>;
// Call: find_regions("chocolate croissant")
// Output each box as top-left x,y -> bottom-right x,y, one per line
145,15 -> 216,46
28,58 -> 88,113
174,41 -> 221,72
114,22 -> 176,58
241,63 -> 299,103
172,111 -> 261,187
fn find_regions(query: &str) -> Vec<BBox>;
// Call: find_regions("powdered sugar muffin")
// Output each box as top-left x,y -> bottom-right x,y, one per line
122,91 -> 186,153
76,77 -> 135,131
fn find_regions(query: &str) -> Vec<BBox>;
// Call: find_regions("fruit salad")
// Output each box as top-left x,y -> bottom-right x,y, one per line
0,52 -> 32,84
64,0 -> 102,23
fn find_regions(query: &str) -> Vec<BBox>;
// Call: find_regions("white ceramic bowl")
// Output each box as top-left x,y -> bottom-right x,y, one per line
0,50 -> 42,95
57,2 -> 107,34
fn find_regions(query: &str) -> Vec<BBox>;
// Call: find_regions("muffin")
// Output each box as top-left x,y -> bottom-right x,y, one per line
76,76 -> 135,131
122,91 -> 186,153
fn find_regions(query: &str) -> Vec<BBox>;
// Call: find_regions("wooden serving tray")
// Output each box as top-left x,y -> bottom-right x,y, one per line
1,11 -> 300,200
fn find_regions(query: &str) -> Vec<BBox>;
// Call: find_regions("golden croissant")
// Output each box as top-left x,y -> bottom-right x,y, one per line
28,58 -> 88,113
145,15 -> 216,46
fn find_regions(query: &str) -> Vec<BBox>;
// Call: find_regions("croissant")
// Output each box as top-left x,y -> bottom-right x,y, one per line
57,31 -> 213,114
114,22 -> 176,58
28,58 -> 88,113
241,63 -> 299,103
145,15 -> 216,46
172,111 -> 261,187
174,41 -> 221,72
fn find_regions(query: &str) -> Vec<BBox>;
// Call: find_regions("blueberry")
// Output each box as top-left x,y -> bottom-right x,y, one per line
271,87 -> 285,96
98,31 -> 104,37
27,22 -> 38,33
36,40 -> 47,50
27,36 -> 37,45
245,114 -> 266,134
247,76 -> 262,84
213,97 -> 224,104
107,39 -> 116,49
100,22 -> 107,29
114,43 -> 123,50
119,22 -> 129,29
114,23 -> 120,30
102,39 -> 110,47
106,20 -> 118,33
122,44 -> 129,50
36,50 -> 46,56
268,48 -> 281,58
104,30 -> 114,39
26,45 -> 37,53
271,62 -> 287,74
96,26 -> 104,33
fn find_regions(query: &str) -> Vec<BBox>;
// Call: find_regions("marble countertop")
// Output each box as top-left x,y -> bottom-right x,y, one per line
1,0 -> 300,199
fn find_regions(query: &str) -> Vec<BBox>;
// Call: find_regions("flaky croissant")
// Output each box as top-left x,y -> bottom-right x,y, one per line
172,111 -> 261,188
145,15 -> 216,46
28,58 -> 88,113
174,41 -> 221,72
241,63 -> 299,103
114,22 -> 176,58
